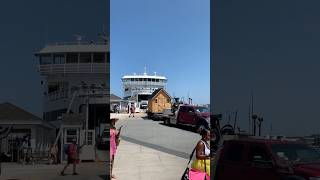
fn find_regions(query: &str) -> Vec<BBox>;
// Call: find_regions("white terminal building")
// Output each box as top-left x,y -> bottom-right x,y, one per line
35,35 -> 109,162
121,68 -> 167,111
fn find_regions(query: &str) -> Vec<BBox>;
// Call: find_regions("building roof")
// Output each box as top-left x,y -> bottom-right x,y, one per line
0,102 -> 54,128
122,75 -> 167,80
110,94 -> 122,101
148,88 -> 171,100
35,43 -> 108,54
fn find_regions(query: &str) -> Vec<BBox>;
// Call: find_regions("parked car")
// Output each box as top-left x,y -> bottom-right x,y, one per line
165,104 -> 210,131
214,138 -> 320,180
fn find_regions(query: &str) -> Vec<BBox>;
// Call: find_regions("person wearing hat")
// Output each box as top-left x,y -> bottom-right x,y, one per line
110,118 -> 120,179
60,138 -> 79,176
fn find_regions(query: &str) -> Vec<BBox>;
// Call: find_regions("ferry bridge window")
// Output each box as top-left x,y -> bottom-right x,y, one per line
106,52 -> 110,63
156,79 -> 159,82
93,53 -> 105,63
80,53 -> 91,63
53,54 -> 65,64
40,54 -> 52,65
66,53 -> 78,63
131,78 -> 134,81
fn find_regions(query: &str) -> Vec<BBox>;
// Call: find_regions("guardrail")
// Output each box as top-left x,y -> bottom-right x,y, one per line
39,63 -> 108,75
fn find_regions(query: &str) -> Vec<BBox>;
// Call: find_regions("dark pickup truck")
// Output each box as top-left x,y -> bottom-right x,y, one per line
214,138 -> 320,180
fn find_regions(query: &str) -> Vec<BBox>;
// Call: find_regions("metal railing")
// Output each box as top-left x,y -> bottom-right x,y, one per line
47,90 -> 69,101
39,63 -> 108,75
122,81 -> 166,86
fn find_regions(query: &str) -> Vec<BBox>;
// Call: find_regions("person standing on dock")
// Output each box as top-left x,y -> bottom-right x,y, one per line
129,103 -> 135,118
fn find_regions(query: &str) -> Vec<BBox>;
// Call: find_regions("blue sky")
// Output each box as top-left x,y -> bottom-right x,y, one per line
111,0 -> 210,104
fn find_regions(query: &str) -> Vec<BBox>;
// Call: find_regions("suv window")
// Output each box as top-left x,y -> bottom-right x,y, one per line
224,143 -> 245,162
248,144 -> 271,162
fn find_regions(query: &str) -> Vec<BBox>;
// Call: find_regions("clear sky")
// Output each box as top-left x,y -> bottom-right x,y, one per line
214,0 -> 320,136
110,0 -> 210,104
0,0 -> 108,117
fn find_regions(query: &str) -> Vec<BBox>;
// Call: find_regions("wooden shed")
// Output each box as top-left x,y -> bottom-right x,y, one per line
147,88 -> 172,114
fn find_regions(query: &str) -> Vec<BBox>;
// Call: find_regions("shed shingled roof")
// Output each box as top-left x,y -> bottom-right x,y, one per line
148,88 -> 171,101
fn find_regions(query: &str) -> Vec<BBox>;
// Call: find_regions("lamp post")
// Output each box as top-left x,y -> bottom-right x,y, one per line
252,114 -> 258,136
258,117 -> 264,136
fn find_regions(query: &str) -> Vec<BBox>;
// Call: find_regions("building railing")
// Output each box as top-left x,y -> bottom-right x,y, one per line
122,81 -> 166,86
47,90 -> 69,101
39,63 -> 109,75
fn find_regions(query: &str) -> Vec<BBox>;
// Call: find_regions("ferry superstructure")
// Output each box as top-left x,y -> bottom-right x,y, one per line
121,69 -> 167,110
35,35 -> 109,161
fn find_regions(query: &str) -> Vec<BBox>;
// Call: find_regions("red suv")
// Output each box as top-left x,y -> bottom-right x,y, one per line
215,138 -> 320,180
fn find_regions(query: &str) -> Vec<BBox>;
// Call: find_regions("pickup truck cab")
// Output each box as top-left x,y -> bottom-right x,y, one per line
214,138 -> 320,180
167,104 -> 210,131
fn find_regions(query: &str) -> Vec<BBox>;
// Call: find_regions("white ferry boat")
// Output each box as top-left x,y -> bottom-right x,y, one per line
121,68 -> 167,112
35,34 -> 109,162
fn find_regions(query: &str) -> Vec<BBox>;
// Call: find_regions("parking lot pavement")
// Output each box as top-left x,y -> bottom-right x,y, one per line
113,140 -> 188,180
1,162 -> 107,180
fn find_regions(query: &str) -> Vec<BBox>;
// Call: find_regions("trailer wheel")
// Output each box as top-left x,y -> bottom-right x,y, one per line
164,118 -> 170,125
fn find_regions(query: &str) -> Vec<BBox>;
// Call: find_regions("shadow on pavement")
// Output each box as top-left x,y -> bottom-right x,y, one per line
159,122 -> 198,134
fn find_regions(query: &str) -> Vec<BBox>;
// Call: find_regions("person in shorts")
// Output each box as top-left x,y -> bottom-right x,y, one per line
60,139 -> 79,176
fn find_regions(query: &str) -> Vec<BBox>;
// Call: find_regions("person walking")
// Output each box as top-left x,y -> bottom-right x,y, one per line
128,104 -> 135,118
191,128 -> 211,177
50,143 -> 58,164
110,118 -> 120,179
60,139 -> 79,176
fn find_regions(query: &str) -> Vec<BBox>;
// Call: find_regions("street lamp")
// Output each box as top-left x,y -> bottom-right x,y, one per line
258,117 -> 264,136
252,114 -> 258,136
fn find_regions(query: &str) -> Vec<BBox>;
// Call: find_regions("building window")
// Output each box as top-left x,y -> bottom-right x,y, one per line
106,52 -> 110,63
80,53 -> 91,63
53,54 -> 65,64
93,53 -> 105,63
155,99 -> 158,103
66,53 -> 78,63
40,54 -> 52,65
167,99 -> 170,103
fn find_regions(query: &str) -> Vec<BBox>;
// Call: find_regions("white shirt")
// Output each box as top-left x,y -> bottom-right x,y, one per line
201,140 -> 210,156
